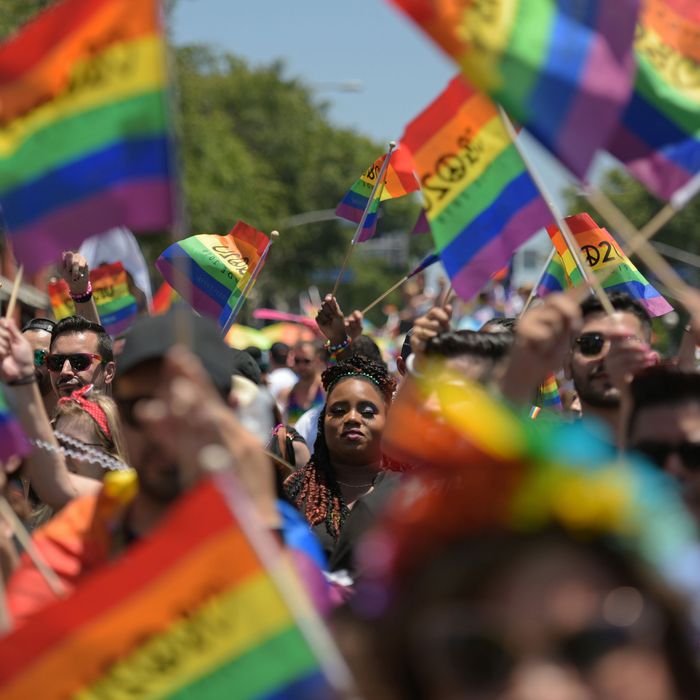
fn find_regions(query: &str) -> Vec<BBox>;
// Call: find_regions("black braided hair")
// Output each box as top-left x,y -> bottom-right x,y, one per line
283,356 -> 396,539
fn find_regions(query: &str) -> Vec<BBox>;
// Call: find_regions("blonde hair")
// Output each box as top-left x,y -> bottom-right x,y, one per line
52,393 -> 129,468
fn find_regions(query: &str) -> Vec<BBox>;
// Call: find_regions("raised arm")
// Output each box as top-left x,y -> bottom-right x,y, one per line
59,251 -> 100,325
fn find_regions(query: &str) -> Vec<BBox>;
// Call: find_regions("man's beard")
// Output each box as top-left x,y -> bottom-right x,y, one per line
573,372 -> 620,409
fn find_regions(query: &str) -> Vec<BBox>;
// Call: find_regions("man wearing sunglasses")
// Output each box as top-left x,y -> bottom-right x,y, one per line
565,293 -> 655,435
48,316 -> 115,399
628,367 -> 700,519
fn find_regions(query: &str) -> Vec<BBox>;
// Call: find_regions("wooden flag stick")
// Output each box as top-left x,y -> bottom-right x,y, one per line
584,186 -> 692,302
498,107 -> 615,315
439,282 -> 454,309
0,568 -> 10,635
361,275 -> 409,315
519,247 -> 556,317
0,497 -> 66,597
331,141 -> 397,296
4,265 -> 23,319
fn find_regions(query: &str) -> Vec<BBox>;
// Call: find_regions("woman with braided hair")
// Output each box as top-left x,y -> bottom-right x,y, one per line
284,355 -> 399,574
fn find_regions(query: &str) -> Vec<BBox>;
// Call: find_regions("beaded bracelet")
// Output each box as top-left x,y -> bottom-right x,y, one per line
326,337 -> 351,354
7,373 -> 36,386
70,280 -> 93,303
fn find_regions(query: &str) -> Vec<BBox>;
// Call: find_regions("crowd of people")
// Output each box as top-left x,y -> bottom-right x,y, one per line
2,249 -> 700,699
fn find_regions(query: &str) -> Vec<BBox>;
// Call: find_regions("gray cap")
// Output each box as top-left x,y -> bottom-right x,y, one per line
116,310 -> 235,395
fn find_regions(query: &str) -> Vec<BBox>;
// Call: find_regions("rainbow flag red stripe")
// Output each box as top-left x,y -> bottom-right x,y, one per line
155,221 -> 269,328
538,213 -> 673,317
608,0 -> 700,201
0,0 -> 175,274
390,0 -> 640,178
0,478 -> 331,699
336,145 -> 419,242
401,76 -> 550,301
151,280 -> 179,314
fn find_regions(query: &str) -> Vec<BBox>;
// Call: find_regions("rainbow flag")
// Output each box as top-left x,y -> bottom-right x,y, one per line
155,221 -> 270,328
0,0 -> 175,274
607,0 -> 700,201
539,373 -> 563,411
336,145 -> 420,242
47,262 -> 138,336
390,0 -> 640,177
401,76 -> 551,301
537,212 -> 673,317
151,280 -> 180,314
0,386 -> 27,461
0,477 -> 334,699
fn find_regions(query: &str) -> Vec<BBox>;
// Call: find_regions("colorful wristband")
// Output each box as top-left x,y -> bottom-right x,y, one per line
70,280 -> 93,303
326,337 -> 351,354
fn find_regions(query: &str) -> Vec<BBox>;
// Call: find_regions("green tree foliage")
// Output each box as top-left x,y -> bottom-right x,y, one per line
173,46 -> 422,311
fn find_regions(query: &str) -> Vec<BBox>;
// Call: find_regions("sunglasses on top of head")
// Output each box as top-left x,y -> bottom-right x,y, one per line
46,353 -> 103,373
33,349 -> 48,367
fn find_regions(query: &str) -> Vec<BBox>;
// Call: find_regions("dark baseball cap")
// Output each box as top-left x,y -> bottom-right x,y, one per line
116,310 -> 238,395
22,317 -> 55,334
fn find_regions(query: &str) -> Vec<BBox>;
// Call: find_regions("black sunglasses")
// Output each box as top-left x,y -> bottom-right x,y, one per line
33,349 -> 48,367
46,353 -> 103,372
574,332 -> 606,357
634,440 -> 700,471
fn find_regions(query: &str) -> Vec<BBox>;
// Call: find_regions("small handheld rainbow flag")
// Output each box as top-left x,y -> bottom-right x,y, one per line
155,221 -> 270,328
401,76 -> 551,302
0,0 -> 175,274
539,373 -> 563,412
48,262 -> 138,336
537,212 -> 673,318
0,477 -> 339,699
0,386 -> 27,461
390,0 -> 640,177
336,145 -> 420,242
607,0 -> 700,201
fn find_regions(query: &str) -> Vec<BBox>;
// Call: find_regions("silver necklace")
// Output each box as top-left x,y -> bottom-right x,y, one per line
28,431 -> 129,471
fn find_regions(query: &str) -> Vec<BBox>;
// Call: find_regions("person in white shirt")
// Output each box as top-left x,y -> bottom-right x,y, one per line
266,342 -> 297,403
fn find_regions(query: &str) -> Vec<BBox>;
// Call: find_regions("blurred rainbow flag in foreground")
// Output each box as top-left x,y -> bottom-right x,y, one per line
156,222 -> 269,328
0,386 -> 26,461
336,145 -> 420,242
48,262 -> 138,336
0,0 -> 175,274
0,477 -> 337,699
537,213 -> 673,318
